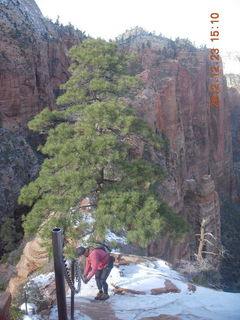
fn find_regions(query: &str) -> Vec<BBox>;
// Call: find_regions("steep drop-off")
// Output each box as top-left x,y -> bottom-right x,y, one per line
118,28 -> 233,264
221,54 -> 240,291
0,0 -> 85,237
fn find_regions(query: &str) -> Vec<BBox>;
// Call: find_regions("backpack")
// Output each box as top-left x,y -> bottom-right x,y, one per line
88,242 -> 115,266
89,241 -> 112,253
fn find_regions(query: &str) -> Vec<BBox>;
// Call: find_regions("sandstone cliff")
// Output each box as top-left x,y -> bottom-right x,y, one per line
118,29 -> 233,263
7,236 -> 49,296
0,0 -> 85,130
221,53 -> 240,291
225,52 -> 240,194
0,0 -> 85,250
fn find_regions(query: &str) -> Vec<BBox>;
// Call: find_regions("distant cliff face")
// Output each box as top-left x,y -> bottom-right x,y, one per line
0,0 -> 85,129
0,128 -> 39,255
229,86 -> 240,182
119,29 -> 233,263
225,53 -> 240,191
0,0 -> 85,251
220,55 -> 240,291
124,31 -> 232,198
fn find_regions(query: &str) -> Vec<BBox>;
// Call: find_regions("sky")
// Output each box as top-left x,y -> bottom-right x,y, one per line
35,0 -> 240,52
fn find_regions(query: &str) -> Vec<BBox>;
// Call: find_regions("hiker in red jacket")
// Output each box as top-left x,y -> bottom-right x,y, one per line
76,246 -> 114,300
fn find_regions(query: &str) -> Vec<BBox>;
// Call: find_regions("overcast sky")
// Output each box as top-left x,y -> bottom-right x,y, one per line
35,0 -> 239,52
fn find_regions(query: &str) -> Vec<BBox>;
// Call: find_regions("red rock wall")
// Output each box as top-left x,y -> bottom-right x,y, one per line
228,85 -> 240,197
0,0 -> 85,254
0,0 -> 85,129
134,43 -> 233,201
120,33 -> 233,262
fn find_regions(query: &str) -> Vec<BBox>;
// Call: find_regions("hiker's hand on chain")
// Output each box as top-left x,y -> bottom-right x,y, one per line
82,275 -> 88,284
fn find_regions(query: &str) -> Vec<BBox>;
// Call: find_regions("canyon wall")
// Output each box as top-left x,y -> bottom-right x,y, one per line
0,128 -> 39,251
0,0 -> 85,239
0,0 -> 85,130
119,29 -> 233,263
227,71 -> 240,194
221,56 -> 240,291
0,2 -> 236,271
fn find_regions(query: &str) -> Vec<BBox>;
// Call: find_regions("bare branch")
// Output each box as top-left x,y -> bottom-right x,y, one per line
204,238 -> 217,248
204,232 -> 217,240
201,251 -> 219,256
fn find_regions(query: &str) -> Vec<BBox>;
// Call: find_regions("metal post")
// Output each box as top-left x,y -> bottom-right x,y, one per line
24,291 -> 28,315
52,228 -> 68,320
71,259 -> 75,320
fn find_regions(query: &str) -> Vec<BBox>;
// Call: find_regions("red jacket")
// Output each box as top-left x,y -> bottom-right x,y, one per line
84,248 -> 110,281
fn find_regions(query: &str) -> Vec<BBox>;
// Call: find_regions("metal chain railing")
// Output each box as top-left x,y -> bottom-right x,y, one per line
62,255 -> 81,294
62,254 -> 84,319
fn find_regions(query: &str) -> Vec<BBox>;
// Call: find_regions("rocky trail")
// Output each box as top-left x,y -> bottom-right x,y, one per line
49,296 -> 184,320
49,296 -> 122,320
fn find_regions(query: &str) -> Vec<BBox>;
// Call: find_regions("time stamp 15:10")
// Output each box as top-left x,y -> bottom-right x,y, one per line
209,13 -> 220,109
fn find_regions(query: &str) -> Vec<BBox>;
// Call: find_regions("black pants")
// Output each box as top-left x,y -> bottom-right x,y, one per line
95,256 -> 114,294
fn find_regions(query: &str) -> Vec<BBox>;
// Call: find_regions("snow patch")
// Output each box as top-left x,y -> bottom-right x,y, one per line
28,272 -> 55,288
28,256 -> 240,320
21,303 -> 40,320
106,229 -> 127,245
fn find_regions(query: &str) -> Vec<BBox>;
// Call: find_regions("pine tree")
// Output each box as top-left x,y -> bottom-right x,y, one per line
19,38 -> 187,249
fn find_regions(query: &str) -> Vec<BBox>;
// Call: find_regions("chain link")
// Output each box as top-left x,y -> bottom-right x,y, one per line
62,255 -> 81,294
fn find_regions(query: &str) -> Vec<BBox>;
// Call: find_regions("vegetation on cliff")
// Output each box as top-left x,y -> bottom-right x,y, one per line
19,39 -> 187,250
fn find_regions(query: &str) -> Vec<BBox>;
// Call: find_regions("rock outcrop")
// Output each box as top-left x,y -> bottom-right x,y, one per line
0,0 -> 85,130
226,54 -> 240,197
220,53 -> 240,291
119,29 -> 232,263
0,128 -> 40,255
0,129 -> 39,215
184,175 -> 221,265
148,175 -> 221,264
7,236 -> 48,296
0,0 -> 85,251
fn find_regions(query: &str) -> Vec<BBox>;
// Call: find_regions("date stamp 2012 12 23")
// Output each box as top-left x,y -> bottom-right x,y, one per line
209,13 -> 220,109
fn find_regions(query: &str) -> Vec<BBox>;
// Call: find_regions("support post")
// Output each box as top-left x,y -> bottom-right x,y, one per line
24,291 -> 28,315
71,259 -> 75,320
52,228 -> 68,320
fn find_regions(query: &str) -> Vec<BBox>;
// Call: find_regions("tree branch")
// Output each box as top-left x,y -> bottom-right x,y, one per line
201,251 -> 219,256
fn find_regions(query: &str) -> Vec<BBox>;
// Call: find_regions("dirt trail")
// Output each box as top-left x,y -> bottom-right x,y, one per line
74,297 -> 122,320
48,297 -> 190,320
49,296 -> 121,320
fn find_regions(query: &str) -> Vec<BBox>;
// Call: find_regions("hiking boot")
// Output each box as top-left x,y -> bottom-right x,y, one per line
98,293 -> 109,300
94,290 -> 103,300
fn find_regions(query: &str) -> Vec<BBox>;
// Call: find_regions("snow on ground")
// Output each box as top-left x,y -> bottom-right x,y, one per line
73,258 -> 240,320
27,256 -> 240,320
27,272 -> 55,287
21,303 -> 41,320
22,273 -> 55,320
